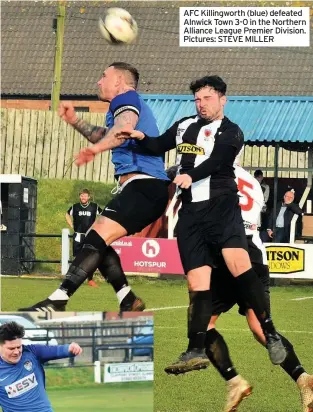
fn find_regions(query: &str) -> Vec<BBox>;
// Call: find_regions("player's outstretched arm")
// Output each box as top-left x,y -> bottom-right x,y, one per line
185,126 -> 243,184
65,212 -> 73,229
27,343 -> 82,362
75,110 -> 138,166
58,102 -> 107,144
116,122 -> 179,156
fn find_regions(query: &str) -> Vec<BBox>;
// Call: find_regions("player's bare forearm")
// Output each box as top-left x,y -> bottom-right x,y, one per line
65,213 -> 73,229
91,110 -> 138,155
72,118 -> 107,143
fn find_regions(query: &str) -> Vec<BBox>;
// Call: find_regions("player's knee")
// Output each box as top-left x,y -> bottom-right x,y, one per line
83,229 -> 107,252
187,268 -> 211,291
223,249 -> 251,276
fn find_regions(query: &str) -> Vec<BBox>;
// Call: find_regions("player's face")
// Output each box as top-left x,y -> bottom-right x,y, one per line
194,87 -> 226,121
0,339 -> 23,364
255,175 -> 263,183
97,66 -> 120,101
80,193 -> 90,204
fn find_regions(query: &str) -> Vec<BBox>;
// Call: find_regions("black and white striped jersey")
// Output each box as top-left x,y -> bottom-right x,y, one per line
137,115 -> 244,203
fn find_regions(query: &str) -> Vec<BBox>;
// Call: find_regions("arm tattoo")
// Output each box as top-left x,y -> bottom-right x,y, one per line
73,118 -> 107,144
114,110 -> 138,128
83,110 -> 139,154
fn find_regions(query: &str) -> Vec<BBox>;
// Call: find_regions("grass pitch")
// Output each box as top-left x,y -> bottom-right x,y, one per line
48,382 -> 153,411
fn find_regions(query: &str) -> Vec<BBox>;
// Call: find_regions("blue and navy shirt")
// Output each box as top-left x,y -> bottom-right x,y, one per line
106,90 -> 169,181
0,344 -> 75,412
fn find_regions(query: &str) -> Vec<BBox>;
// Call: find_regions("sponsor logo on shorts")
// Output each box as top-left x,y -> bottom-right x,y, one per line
104,207 -> 117,213
5,373 -> 38,398
266,246 -> 305,274
177,143 -> 205,155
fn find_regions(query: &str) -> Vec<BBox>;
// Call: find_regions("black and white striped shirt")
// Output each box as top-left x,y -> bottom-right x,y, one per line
138,115 -> 244,203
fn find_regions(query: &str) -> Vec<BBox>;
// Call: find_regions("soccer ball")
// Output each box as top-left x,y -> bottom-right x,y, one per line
98,8 -> 138,45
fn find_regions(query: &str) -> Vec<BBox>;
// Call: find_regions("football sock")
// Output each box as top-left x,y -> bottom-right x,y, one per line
187,290 -> 212,351
278,334 -> 306,382
87,273 -> 94,281
98,246 -> 131,295
56,230 -> 107,298
205,328 -> 238,381
48,289 -> 69,301
234,268 -> 276,336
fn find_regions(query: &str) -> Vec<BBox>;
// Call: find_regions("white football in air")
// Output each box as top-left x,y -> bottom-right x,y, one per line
98,8 -> 138,45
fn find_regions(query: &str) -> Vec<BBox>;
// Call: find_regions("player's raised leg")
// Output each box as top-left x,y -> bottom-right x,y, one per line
98,246 -> 145,311
205,315 -> 252,412
246,308 -> 313,412
18,216 -> 127,311
165,265 -> 212,374
222,242 -> 286,365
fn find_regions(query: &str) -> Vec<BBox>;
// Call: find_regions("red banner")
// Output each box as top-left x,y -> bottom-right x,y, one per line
111,237 -> 184,274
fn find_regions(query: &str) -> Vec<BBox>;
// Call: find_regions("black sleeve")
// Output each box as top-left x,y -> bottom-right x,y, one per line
97,205 -> 103,214
137,121 -> 179,155
267,209 -> 274,230
186,126 -> 244,183
288,203 -> 303,216
67,206 -> 73,215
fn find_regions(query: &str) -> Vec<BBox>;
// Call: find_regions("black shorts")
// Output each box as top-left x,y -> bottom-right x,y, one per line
176,194 -> 247,274
101,178 -> 169,235
247,234 -> 267,265
211,262 -> 271,316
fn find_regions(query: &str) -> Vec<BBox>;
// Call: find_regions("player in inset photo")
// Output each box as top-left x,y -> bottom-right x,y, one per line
0,321 -> 82,412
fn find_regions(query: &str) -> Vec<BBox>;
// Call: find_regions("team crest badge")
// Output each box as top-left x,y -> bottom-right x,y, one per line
24,361 -> 33,371
204,129 -> 212,140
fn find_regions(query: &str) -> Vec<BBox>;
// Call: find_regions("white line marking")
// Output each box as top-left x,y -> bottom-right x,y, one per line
148,305 -> 188,311
291,297 -> 313,301
155,326 -> 313,334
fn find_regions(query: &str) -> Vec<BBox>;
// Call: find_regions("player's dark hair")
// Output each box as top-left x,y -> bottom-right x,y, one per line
110,62 -> 139,88
254,169 -> 263,178
190,75 -> 227,96
79,188 -> 90,195
0,322 -> 25,344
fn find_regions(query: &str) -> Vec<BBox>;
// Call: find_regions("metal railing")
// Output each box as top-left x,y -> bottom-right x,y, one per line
25,323 -> 153,363
19,229 -> 71,275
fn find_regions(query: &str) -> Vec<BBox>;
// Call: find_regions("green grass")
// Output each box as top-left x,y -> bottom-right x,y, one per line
45,365 -> 153,411
1,276 -> 169,311
34,178 -> 114,272
45,365 -> 95,387
47,383 -> 153,411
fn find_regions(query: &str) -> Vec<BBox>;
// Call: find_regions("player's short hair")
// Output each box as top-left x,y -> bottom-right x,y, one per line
0,322 -> 25,344
190,75 -> 227,96
109,62 -> 139,89
254,169 -> 263,178
79,188 -> 90,196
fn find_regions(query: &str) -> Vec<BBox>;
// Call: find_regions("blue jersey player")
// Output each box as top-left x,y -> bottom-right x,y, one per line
0,322 -> 82,412
20,62 -> 170,313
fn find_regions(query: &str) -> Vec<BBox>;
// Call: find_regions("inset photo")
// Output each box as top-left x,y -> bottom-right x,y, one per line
0,311 -> 153,412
